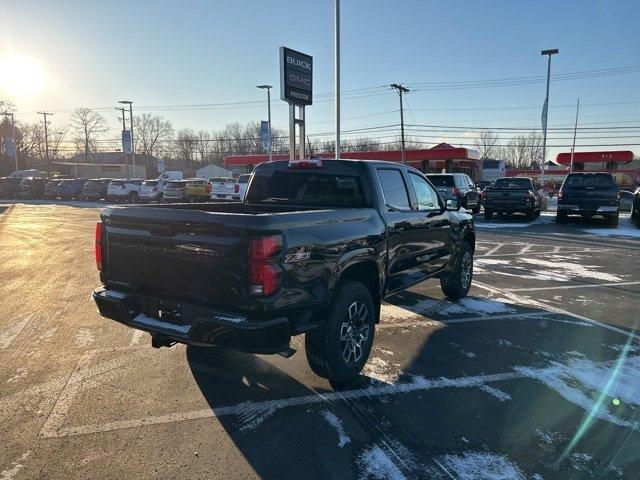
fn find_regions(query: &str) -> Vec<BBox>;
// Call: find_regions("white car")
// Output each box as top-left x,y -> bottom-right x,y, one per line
209,177 -> 237,200
107,179 -> 143,202
235,174 -> 251,201
139,179 -> 168,202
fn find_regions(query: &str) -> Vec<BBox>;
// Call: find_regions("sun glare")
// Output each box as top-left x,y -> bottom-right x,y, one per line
0,53 -> 45,99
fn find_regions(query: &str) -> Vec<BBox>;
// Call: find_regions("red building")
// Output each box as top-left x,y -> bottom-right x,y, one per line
224,143 -> 482,178
555,150 -> 638,188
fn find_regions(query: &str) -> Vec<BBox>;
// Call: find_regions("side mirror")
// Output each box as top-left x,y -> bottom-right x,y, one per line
446,198 -> 460,211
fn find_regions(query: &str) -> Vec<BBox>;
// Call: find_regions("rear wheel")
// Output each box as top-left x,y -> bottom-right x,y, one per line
631,201 -> 640,223
484,209 -> 493,220
472,201 -> 481,214
440,241 -> 473,300
305,281 -> 376,384
607,213 -> 619,227
525,206 -> 535,221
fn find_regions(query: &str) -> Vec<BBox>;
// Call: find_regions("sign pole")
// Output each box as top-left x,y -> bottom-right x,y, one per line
298,106 -> 305,160
289,104 -> 296,160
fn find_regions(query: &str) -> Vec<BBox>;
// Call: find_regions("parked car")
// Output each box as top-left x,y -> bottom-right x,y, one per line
426,173 -> 481,214
556,172 -> 620,226
18,177 -> 48,199
631,187 -> 640,226
107,179 -> 143,202
44,179 -> 63,199
157,171 -> 184,181
477,180 -> 494,191
0,177 -> 24,198
482,177 -> 542,221
209,177 -> 237,200
9,169 -> 44,179
93,158 -> 476,383
162,180 -> 189,202
235,174 -> 251,201
57,179 -> 88,200
185,178 -> 212,202
138,179 -> 168,202
82,179 -> 114,201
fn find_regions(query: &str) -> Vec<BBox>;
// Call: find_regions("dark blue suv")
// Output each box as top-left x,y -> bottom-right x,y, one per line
57,179 -> 88,200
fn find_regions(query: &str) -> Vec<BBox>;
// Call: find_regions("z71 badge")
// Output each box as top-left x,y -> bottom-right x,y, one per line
285,251 -> 311,263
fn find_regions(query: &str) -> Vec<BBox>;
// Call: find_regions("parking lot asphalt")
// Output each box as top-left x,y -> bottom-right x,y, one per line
1,201 -> 639,479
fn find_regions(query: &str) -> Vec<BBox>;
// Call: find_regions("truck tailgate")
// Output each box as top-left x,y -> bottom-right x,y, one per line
101,206 -> 249,308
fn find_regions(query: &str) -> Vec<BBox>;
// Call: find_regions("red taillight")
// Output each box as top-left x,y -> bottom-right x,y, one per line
249,235 -> 283,296
288,158 -> 323,169
452,187 -> 459,196
95,222 -> 103,271
234,184 -> 239,193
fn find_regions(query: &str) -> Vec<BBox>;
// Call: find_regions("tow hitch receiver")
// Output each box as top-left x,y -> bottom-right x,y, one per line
151,335 -> 176,349
278,347 -> 296,358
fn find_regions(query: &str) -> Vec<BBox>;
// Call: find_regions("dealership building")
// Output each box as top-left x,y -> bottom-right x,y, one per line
224,143 -> 482,177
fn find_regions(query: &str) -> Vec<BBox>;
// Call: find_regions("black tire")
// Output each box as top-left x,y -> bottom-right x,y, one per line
631,201 -> 640,222
525,207 -> 535,221
472,201 -> 481,215
556,211 -> 568,224
305,281 -> 376,384
534,208 -> 541,219
607,213 -> 619,227
484,209 -> 493,220
440,241 -> 473,300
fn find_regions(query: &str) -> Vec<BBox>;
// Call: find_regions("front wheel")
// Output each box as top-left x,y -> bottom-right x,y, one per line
607,213 -> 619,227
440,241 -> 473,300
484,209 -> 493,220
556,211 -> 568,224
305,281 -> 376,384
472,201 -> 481,215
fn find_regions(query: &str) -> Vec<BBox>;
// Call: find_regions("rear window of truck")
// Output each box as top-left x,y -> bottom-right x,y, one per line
426,175 -> 455,187
565,174 -> 615,188
247,170 -> 367,207
493,178 -> 533,189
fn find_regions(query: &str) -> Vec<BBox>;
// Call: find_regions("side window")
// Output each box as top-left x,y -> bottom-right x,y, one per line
409,173 -> 440,211
377,169 -> 411,210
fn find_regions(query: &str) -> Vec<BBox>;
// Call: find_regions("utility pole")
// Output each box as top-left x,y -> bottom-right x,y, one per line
335,0 -> 341,158
38,111 -> 53,177
540,48 -> 559,190
390,83 -> 409,164
116,107 -> 128,176
256,85 -> 273,161
119,100 -> 135,177
569,98 -> 580,173
2,112 -> 18,172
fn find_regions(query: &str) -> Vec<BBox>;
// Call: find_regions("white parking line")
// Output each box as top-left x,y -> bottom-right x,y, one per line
39,371 -> 522,438
507,280 -> 640,292
483,243 -> 504,256
0,315 -> 31,350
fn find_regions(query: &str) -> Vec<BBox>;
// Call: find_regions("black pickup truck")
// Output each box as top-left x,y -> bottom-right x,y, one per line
482,177 -> 542,220
557,172 -> 620,226
93,159 -> 476,383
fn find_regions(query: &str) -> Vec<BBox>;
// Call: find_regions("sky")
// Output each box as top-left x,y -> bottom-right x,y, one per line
1,0 -> 639,160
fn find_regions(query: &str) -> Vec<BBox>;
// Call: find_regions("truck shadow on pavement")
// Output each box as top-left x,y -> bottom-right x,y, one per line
185,290 -> 640,479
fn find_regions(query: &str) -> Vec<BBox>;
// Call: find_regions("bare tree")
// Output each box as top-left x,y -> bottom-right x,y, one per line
503,135 -> 529,169
70,108 -> 108,163
134,114 -> 173,157
525,131 -> 543,168
474,129 -> 500,159
174,128 -> 198,167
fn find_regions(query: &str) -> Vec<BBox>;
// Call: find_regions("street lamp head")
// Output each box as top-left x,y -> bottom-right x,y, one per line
118,100 -> 133,105
541,49 -> 559,56
256,85 -> 272,90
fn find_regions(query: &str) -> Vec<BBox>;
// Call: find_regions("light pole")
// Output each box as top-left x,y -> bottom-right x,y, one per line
2,112 -> 18,172
38,111 -> 53,177
569,98 -> 580,173
390,83 -> 409,164
256,85 -> 273,162
119,100 -> 135,177
335,0 -> 341,159
540,48 -> 559,190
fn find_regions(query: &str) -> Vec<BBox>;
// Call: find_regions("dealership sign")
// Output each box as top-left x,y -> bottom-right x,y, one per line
280,46 -> 312,106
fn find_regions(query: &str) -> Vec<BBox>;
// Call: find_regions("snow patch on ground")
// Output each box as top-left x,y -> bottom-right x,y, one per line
443,298 -> 517,316
6,368 -> 28,384
581,218 -> 640,239
520,257 -> 623,283
475,258 -> 512,266
497,339 -> 513,347
359,445 -> 407,480
515,354 -> 640,429
436,452 -> 525,480
479,385 -> 511,401
363,357 -> 402,384
321,410 -> 351,447
533,427 -> 563,445
236,401 -> 277,432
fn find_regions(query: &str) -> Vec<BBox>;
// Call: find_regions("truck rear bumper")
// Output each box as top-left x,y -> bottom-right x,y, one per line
558,204 -> 619,214
93,288 -> 291,354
